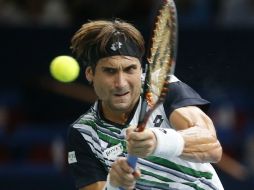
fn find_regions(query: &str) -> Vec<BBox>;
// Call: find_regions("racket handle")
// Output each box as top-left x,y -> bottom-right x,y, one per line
118,155 -> 138,190
127,154 -> 138,169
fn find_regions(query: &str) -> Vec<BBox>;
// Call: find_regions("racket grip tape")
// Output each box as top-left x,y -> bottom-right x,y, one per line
127,154 -> 138,169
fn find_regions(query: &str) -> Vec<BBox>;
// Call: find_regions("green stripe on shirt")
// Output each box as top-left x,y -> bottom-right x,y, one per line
145,156 -> 213,179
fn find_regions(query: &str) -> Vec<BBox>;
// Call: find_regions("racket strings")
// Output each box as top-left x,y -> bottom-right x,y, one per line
148,2 -> 177,105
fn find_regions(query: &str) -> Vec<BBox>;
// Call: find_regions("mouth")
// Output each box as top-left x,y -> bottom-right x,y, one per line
114,92 -> 129,97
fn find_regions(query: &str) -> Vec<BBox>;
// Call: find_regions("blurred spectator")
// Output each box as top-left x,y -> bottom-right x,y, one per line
0,106 -> 8,133
217,0 -> 254,28
51,136 -> 65,172
0,0 -> 71,27
208,89 -> 238,154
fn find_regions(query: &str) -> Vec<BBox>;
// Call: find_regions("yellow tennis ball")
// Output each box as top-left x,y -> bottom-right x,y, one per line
50,55 -> 80,82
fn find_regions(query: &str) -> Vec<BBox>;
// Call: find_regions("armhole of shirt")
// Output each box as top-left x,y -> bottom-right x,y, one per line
163,81 -> 210,117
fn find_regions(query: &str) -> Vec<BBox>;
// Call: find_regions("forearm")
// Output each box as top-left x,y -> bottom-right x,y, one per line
179,125 -> 222,163
161,106 -> 222,163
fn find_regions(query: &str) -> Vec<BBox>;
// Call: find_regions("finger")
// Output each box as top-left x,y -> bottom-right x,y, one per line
111,170 -> 136,189
128,138 -> 154,149
110,159 -> 135,187
115,164 -> 136,188
128,128 -> 154,141
127,130 -> 156,156
127,141 -> 154,156
117,158 -> 134,173
127,147 -> 151,157
126,125 -> 137,140
133,168 -> 141,179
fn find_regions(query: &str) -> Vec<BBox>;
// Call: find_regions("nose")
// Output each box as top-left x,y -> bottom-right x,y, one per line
114,71 -> 127,88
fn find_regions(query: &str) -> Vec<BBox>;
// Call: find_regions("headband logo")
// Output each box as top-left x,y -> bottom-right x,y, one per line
110,41 -> 123,51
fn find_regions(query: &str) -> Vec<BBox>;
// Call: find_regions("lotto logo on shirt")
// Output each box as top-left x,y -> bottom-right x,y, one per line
153,115 -> 164,127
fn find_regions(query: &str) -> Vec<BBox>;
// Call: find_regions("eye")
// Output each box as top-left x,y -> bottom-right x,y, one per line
103,68 -> 117,74
124,65 -> 138,73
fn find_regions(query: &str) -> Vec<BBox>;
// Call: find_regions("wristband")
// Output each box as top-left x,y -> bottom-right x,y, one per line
150,128 -> 184,159
103,174 -> 118,190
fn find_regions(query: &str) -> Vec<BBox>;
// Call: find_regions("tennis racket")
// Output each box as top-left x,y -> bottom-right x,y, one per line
124,0 -> 178,182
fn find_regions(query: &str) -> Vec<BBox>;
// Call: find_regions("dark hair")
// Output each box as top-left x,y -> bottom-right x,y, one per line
71,19 -> 145,71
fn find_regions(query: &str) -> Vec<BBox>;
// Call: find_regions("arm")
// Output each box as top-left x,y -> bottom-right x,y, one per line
170,106 -> 222,163
127,80 -> 222,163
127,106 -> 222,163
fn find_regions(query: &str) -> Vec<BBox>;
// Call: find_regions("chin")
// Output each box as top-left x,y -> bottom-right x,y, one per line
112,103 -> 131,112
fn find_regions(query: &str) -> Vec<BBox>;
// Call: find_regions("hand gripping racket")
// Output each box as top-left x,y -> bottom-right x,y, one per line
120,0 -> 178,188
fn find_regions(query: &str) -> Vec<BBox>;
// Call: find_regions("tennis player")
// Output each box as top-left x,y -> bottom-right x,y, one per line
67,19 -> 224,190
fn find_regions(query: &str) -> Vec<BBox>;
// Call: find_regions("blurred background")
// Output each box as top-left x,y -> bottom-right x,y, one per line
1,0 -> 254,189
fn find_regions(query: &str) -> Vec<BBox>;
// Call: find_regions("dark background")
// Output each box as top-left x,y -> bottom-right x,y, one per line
1,0 -> 254,189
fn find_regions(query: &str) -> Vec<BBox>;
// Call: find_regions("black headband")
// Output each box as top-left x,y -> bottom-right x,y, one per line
83,31 -> 143,67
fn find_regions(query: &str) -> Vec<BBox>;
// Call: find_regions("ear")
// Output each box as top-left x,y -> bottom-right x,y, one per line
85,66 -> 94,83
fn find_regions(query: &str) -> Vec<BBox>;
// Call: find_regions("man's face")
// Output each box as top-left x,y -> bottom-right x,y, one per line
87,56 -> 142,115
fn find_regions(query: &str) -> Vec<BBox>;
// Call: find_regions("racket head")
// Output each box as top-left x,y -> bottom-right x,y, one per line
139,0 -> 178,128
125,1 -> 178,179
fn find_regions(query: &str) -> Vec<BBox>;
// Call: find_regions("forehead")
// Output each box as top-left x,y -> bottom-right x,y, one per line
97,56 -> 141,67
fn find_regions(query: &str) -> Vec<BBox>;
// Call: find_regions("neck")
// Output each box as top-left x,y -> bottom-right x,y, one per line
99,98 -> 140,125
101,105 -> 130,125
